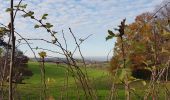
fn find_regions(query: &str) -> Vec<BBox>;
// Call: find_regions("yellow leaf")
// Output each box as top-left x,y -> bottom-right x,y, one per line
38,51 -> 47,58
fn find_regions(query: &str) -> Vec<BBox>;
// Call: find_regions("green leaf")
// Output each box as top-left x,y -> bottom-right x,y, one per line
22,11 -> 34,18
42,14 -> 48,20
6,8 -> 13,12
106,30 -> 116,41
0,27 -> 9,37
118,68 -> 131,81
34,24 -> 40,28
35,46 -> 38,50
106,35 -> 114,41
46,23 -> 53,28
14,4 -> 27,9
108,30 -> 115,36
21,4 -> 27,9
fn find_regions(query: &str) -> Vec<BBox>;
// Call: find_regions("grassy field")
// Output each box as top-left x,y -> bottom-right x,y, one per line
16,62 -> 112,100
15,62 -> 169,100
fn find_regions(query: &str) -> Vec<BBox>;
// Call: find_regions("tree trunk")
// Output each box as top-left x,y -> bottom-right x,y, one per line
9,0 -> 15,99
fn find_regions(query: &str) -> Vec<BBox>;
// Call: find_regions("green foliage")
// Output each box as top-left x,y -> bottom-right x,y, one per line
106,30 -> 115,41
41,14 -> 48,20
108,30 -> 115,36
6,8 -> 13,12
45,23 -> 53,28
0,49 -> 32,83
14,4 -> 27,9
0,27 -> 9,37
119,68 -> 131,81
35,46 -> 38,50
106,35 -> 114,41
34,24 -> 40,28
22,11 -> 34,18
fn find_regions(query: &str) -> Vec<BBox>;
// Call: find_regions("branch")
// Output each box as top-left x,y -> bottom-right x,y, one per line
13,0 -> 23,19
72,34 -> 93,55
32,47 -> 64,55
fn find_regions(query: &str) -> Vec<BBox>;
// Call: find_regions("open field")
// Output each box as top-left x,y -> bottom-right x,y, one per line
14,62 -> 170,100
17,62 -> 111,100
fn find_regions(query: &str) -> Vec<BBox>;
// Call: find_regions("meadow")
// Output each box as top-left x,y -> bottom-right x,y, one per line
17,62 -> 110,99
15,62 -> 169,100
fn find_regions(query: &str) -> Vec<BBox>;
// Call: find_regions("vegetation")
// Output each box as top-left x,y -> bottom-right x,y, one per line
14,62 -> 170,100
17,62 -> 110,99
106,1 -> 170,99
0,28 -> 32,83
0,0 -> 169,100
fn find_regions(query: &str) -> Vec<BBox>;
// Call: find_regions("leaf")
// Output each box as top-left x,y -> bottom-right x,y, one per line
6,8 -> 13,12
108,30 -> 115,36
38,51 -> 47,58
118,68 -> 131,81
45,23 -> 53,28
42,14 -> 48,20
14,4 -> 27,9
28,11 -> 34,16
106,30 -> 116,41
22,4 -> 27,9
0,27 -> 9,37
22,11 -> 34,18
106,35 -> 114,41
34,24 -> 40,28
35,46 -> 38,50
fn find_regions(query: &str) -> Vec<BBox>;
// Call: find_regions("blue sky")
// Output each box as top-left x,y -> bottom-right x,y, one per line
0,0 -> 163,59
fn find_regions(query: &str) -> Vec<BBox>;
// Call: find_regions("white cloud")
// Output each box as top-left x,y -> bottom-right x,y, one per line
0,0 -> 164,58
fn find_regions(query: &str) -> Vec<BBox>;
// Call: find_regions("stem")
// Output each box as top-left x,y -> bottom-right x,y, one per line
120,36 -> 130,100
42,57 -> 46,99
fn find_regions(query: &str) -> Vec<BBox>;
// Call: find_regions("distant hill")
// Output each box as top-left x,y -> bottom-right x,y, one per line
83,56 -> 111,62
29,56 -> 111,63
29,57 -> 67,63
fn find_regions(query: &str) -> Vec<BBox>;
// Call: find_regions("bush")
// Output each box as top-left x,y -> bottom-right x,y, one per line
0,49 -> 33,83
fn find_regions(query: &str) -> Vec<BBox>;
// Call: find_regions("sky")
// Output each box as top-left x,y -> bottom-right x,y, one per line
0,0 -> 164,59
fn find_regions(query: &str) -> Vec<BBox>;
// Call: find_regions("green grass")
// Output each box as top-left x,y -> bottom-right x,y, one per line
16,62 -> 112,100
15,62 -> 170,100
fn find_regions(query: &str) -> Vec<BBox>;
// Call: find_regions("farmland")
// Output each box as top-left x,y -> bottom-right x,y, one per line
14,62 -> 169,100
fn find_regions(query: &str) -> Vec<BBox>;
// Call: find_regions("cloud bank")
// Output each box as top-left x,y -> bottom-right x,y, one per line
0,0 -> 163,58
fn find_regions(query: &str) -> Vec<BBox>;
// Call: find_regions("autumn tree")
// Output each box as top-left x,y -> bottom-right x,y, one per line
108,11 -> 170,80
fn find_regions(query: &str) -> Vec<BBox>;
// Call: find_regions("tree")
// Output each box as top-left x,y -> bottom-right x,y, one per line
0,27 -> 33,84
108,12 -> 170,80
